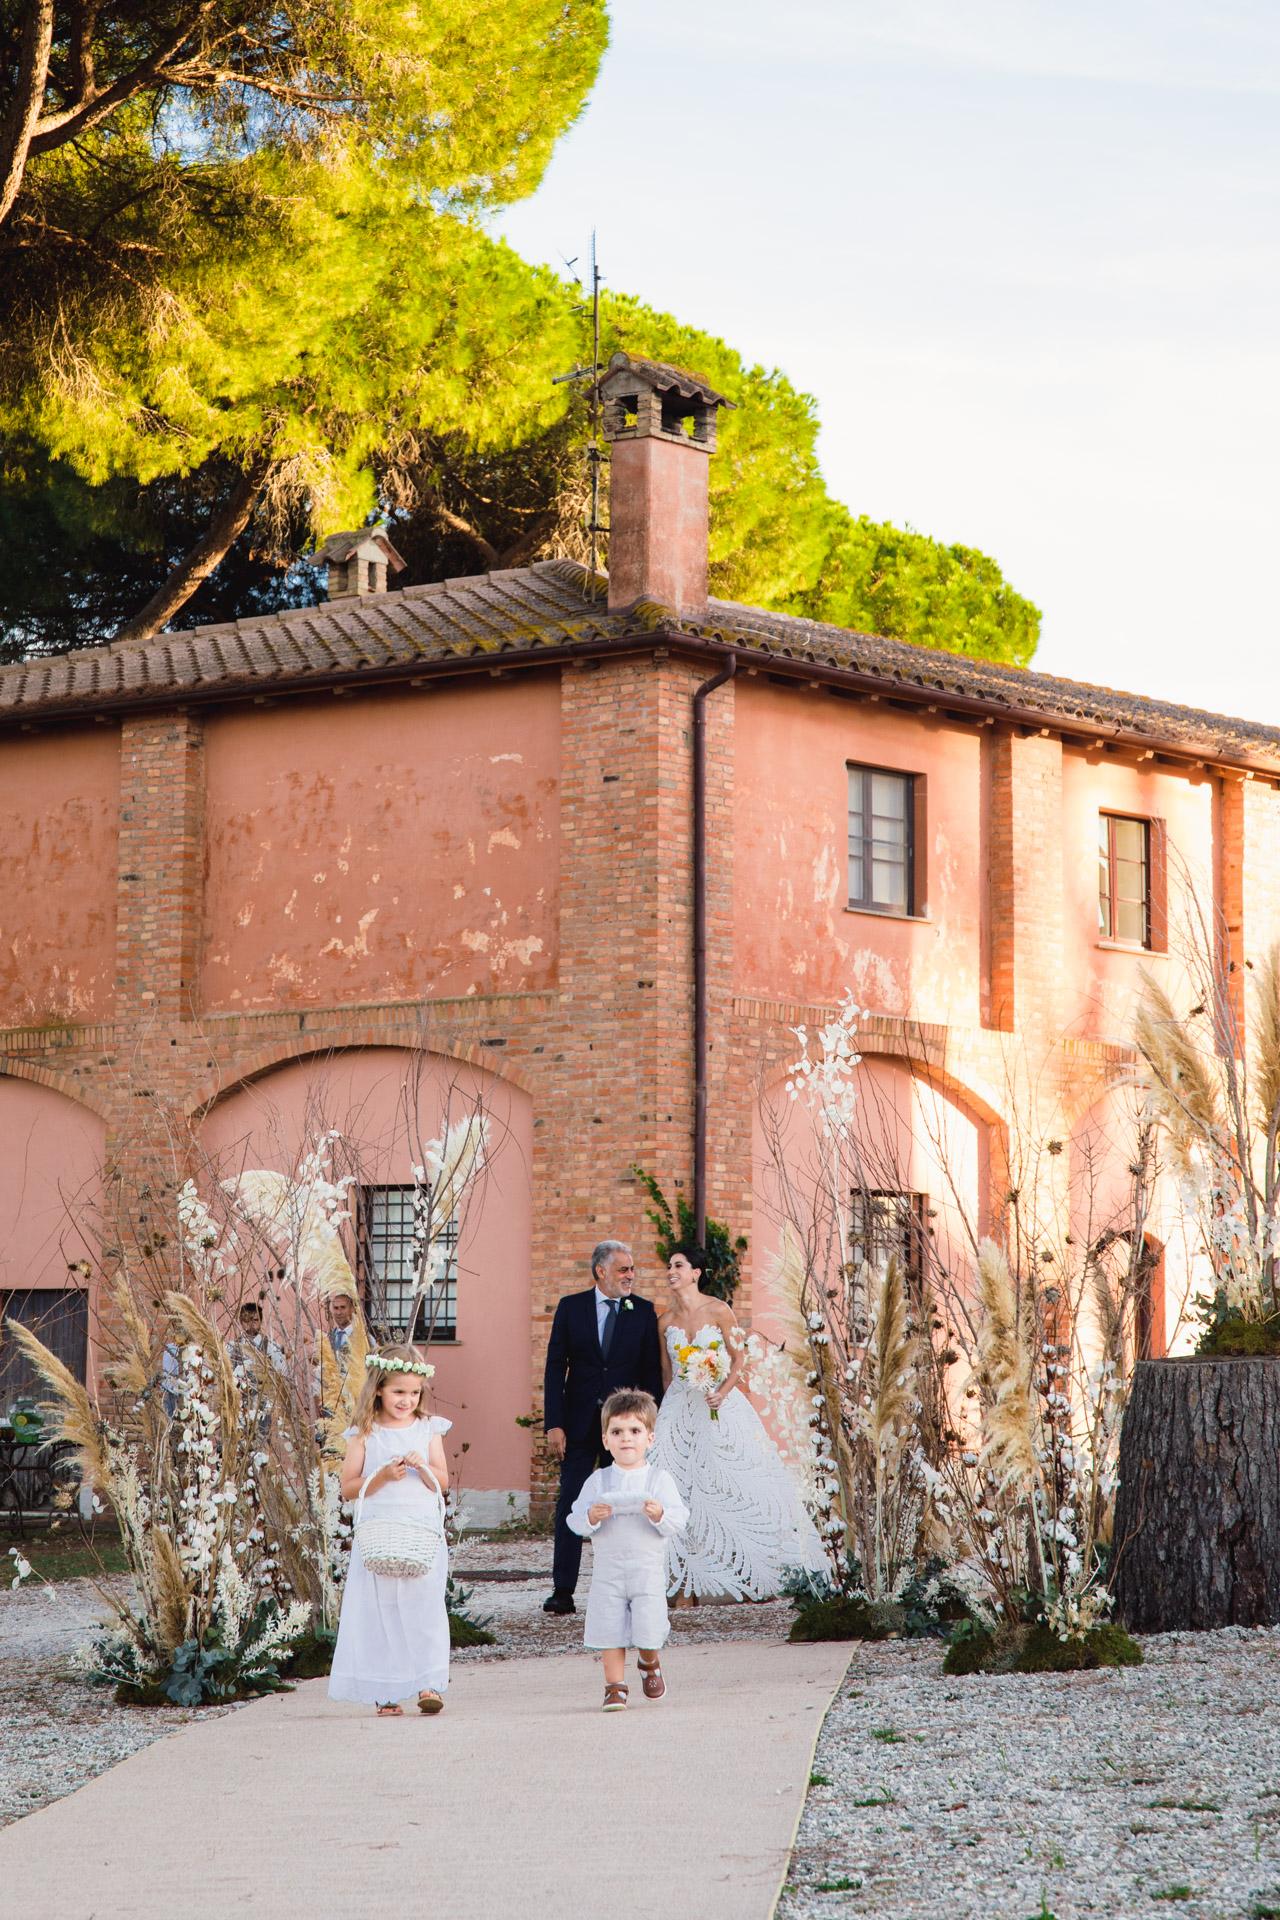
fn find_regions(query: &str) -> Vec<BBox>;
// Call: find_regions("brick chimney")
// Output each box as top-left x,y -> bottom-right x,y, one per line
315,528 -> 407,599
599,353 -> 734,618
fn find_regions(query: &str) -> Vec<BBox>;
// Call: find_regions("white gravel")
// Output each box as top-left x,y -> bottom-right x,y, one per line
779,1630 -> 1280,1920
0,1576 -> 235,1830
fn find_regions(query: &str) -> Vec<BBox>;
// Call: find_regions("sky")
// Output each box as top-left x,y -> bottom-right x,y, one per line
498,1 -> 1280,723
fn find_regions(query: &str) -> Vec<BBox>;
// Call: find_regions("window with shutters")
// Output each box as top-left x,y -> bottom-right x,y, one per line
848,764 -> 915,916
1098,813 -> 1151,947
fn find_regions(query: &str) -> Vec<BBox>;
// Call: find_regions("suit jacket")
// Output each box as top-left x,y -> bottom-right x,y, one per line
543,1289 -> 664,1444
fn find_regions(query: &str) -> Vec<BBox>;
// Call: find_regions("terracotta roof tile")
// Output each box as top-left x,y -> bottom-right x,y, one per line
2,559 -> 1275,769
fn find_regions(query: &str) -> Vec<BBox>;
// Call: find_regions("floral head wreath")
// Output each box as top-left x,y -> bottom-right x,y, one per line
366,1354 -> 435,1380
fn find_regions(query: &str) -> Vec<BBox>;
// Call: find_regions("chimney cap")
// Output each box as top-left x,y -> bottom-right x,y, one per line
314,528 -> 407,573
600,351 -> 735,412
600,353 -> 735,455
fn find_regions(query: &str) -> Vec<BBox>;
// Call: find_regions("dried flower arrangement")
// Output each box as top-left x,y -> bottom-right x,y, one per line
756,992 -> 1152,1670
5,1080 -> 493,1706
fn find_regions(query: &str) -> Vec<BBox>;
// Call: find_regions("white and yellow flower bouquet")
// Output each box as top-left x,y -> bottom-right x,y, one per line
675,1329 -> 730,1420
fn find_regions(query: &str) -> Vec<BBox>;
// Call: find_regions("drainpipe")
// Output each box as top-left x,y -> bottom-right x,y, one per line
693,652 -> 736,1241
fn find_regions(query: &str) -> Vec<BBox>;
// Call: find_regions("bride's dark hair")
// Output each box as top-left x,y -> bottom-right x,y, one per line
668,1241 -> 709,1289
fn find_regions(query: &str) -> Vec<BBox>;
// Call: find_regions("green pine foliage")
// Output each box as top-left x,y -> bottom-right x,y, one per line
0,2 -> 1041,666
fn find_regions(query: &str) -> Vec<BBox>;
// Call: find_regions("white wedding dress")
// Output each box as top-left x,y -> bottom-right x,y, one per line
651,1325 -> 827,1600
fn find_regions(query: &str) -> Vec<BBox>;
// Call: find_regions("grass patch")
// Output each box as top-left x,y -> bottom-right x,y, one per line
814,1879 -> 861,1893
852,1786 -> 896,1807
10,1530 -> 130,1584
871,1726 -> 907,1743
809,1771 -> 832,1787
1149,1798 -> 1222,1814
1251,1899 -> 1280,1919
1152,1888 -> 1195,1902
944,1619 -> 1142,1676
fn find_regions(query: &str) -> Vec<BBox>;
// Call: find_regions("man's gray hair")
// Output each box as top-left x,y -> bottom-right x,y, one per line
590,1239 -> 632,1282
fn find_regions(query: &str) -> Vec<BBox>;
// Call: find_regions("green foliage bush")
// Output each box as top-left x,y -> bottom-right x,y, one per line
788,1595 -> 901,1642
942,1618 -> 1143,1675
630,1165 -> 746,1305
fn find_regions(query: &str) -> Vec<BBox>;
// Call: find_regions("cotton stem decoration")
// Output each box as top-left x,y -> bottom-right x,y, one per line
409,1113 -> 489,1340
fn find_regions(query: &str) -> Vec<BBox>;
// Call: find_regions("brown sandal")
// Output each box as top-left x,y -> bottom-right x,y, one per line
376,1703 -> 404,1717
602,1683 -> 629,1712
417,1690 -> 444,1715
637,1657 -> 666,1700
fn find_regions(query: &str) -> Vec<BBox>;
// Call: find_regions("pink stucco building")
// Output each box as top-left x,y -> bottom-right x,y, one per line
1,352 -> 1278,1518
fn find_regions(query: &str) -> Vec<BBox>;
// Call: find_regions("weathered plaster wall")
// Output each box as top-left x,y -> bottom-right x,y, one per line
750,1053 -> 985,1342
0,727 -> 119,1024
199,676 -> 560,1011
1060,746 -> 1213,1042
731,681 -> 983,1023
199,1047 -> 533,1496
0,1077 -> 103,1292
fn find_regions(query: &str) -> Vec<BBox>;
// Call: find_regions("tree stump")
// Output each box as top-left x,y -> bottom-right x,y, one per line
1112,1357 -> 1280,1632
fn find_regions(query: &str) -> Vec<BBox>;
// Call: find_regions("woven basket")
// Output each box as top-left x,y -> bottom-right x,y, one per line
354,1461 -> 444,1579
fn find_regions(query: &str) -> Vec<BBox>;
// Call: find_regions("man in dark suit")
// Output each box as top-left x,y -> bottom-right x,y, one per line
542,1238 -> 664,1614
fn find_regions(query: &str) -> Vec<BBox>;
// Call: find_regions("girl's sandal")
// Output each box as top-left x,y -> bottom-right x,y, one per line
637,1657 -> 666,1700
417,1690 -> 444,1715
376,1703 -> 404,1717
602,1683 -> 629,1712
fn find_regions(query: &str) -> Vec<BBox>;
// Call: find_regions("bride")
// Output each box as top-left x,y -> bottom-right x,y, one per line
650,1243 -> 825,1601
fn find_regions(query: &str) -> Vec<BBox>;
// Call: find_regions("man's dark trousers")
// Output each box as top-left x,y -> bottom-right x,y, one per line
543,1288 -> 663,1594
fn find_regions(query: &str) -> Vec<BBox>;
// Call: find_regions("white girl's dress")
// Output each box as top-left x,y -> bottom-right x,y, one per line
651,1325 -> 827,1600
328,1416 -> 451,1706
567,1462 -> 688,1650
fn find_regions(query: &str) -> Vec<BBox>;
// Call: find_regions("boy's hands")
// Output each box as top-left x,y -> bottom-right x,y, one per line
587,1502 -> 614,1525
643,1499 -> 664,1522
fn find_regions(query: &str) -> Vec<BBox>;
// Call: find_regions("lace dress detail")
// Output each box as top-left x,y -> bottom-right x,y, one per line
651,1325 -> 826,1600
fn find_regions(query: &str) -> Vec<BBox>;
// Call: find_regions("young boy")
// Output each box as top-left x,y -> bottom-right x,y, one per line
567,1388 -> 688,1710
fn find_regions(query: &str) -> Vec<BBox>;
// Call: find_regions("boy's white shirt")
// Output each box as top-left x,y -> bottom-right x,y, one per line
567,1461 -> 688,1540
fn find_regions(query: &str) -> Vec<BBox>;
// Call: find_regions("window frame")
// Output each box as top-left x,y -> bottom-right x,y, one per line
1098,811 -> 1152,950
356,1185 -> 458,1343
847,762 -> 916,918
849,1190 -> 929,1299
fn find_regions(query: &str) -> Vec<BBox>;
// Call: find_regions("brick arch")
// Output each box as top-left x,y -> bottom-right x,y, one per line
755,1042 -> 1007,1138
0,1055 -> 114,1121
184,1032 -> 537,1121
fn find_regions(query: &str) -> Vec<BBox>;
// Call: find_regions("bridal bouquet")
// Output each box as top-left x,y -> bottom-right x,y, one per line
675,1330 -> 730,1420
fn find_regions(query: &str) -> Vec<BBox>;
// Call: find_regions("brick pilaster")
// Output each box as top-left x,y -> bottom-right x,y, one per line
115,711 -> 205,1028
989,730 -> 1064,1037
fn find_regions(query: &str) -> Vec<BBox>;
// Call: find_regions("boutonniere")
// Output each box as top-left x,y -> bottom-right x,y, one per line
622,1297 -> 634,1311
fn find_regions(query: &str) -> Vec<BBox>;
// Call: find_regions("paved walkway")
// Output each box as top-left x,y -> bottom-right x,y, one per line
0,1641 -> 849,1920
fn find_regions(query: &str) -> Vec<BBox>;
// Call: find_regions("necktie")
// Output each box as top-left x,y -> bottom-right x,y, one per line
600,1297 -> 619,1361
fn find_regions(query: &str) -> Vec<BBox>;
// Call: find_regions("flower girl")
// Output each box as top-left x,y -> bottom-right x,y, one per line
329,1344 -> 451,1717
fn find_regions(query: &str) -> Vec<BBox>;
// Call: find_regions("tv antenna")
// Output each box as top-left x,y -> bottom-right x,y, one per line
553,230 -> 607,602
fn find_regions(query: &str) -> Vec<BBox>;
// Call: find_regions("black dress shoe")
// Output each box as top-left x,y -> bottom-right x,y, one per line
543,1589 -> 576,1614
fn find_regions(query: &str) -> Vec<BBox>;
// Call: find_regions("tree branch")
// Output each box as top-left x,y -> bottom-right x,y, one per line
426,497 -> 499,571
113,456 -> 271,645
0,0 -> 55,226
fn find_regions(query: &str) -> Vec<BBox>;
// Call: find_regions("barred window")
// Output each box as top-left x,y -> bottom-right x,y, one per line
850,1191 -> 928,1292
1099,813 -> 1150,947
848,765 -> 914,915
358,1186 -> 457,1341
